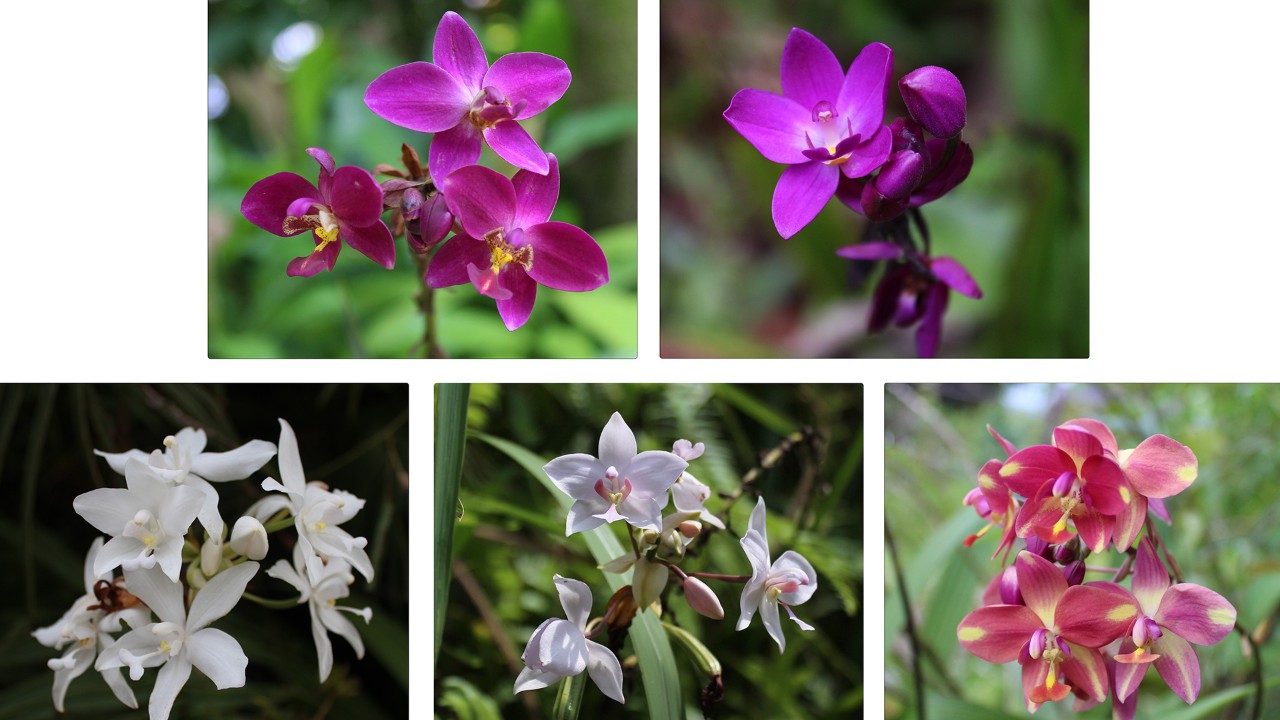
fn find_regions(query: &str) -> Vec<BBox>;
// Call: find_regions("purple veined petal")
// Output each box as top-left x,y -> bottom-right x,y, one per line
339,219 -> 396,269
836,240 -> 901,261
723,88 -> 811,164
466,263 -> 514,300
839,124 -> 893,178
306,147 -> 336,175
485,52 -> 571,119
328,166 -> 384,226
432,11 -> 489,96
426,234 -> 487,288
364,61 -> 470,133
1154,584 -> 1236,646
483,121 -> 550,175
441,165 -> 517,237
242,173 -> 321,236
286,232 -> 342,277
915,282 -> 949,358
1151,632 -> 1202,703
495,266 -> 537,330
428,123 -> 483,183
552,574 -> 593,630
771,161 -> 839,239
511,154 -> 559,229
836,42 -> 893,138
522,221 -> 608,291
930,256 -> 982,298
779,27 -> 844,110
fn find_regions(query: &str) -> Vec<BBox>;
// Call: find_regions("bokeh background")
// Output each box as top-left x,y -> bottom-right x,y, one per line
0,384 -> 408,719
436,383 -> 863,718
209,0 -> 638,358
660,0 -> 1088,358
885,384 -> 1280,718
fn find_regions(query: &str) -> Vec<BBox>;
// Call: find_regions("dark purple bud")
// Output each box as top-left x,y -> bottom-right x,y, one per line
872,149 -> 927,200
860,180 -> 909,222
889,117 -> 927,154
1024,536 -> 1051,559
1051,470 -> 1075,497
1028,628 -> 1047,659
1061,560 -> 1085,587
999,565 -> 1022,605
1053,541 -> 1078,565
409,192 -> 454,253
898,66 -> 967,138
401,187 -> 424,220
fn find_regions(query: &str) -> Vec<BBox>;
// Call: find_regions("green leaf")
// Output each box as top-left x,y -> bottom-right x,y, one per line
472,431 -> 685,719
710,384 -> 796,435
435,384 -> 470,661
439,676 -> 501,720
551,672 -> 587,720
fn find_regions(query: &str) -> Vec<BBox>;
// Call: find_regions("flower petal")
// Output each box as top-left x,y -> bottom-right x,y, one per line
428,123 -> 483,182
623,450 -> 687,498
597,413 -> 638,469
544,454 -> 606,501
773,550 -> 818,605
186,628 -> 247,689
485,52 -> 571,119
187,562 -> 258,631
915,282 -> 948,358
836,241 -> 901,261
286,236 -> 340,277
72,488 -> 138,537
748,497 -> 769,551
1057,584 -> 1139,647
311,603 -> 334,682
838,124 -> 893,179
723,88 -> 810,164
759,594 -> 787,653
441,164 -> 517,238
780,28 -> 843,109
616,495 -> 664,532
1081,455 -> 1130,516
1152,631 -> 1202,703
276,419 -> 307,498
1060,419 -> 1119,455
483,121 -> 550,174
1061,643 -> 1109,701
836,42 -> 892,138
1000,445 -> 1073,498
523,221 -> 608,291
242,173 -> 320,236
364,61 -> 470,133
511,154 -> 559,229
553,574 -> 593,630
190,440 -> 277,483
149,654 -> 192,720
1015,551 -> 1067,627
1113,638 -> 1150,700
585,640 -> 625,702
340,219 -> 396,269
432,11 -> 488,95
956,604 -> 1041,662
565,500 -> 608,536
1155,584 -> 1236,645
124,566 -> 186,625
1071,505 -> 1115,554
930,256 -> 982,298
494,267 -> 537,330
328,166 -> 384,226
514,665 -> 561,694
1123,434 -> 1198,499
910,138 -> 973,206
1131,538 -> 1171,614
1111,490 -> 1147,552
1022,656 -> 1071,706
772,161 -> 838,239
1053,425 -> 1103,467
425,235 -> 487,289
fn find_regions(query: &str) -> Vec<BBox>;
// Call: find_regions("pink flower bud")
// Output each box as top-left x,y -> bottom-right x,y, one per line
1051,470 -> 1075,497
682,577 -> 724,620
1061,560 -> 1085,587
1028,628 -> 1047,659
999,565 -> 1022,605
898,66 -> 967,138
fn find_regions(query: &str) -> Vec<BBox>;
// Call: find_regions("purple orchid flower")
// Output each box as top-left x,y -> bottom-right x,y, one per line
241,148 -> 395,277
723,29 -> 893,239
425,154 -> 608,331
364,11 -> 570,177
837,241 -> 981,357
836,123 -> 974,219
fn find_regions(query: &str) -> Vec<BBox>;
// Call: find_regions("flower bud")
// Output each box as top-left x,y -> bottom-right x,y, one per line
678,520 -> 702,539
632,557 -> 668,612
998,565 -> 1022,605
873,149 -> 928,200
416,192 -> 454,251
200,533 -> 224,577
1054,539 -> 1079,565
898,66 -> 967,138
1028,627 -> 1047,659
1024,536 -> 1051,559
1051,471 -> 1075,497
860,180 -> 909,222
1061,560 -> 1085,587
681,577 -> 724,620
889,117 -> 928,155
230,516 -> 269,560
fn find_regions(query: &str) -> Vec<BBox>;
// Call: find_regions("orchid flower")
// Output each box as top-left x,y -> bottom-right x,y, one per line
95,426 -> 277,538
1112,432 -> 1198,550
542,412 -> 687,535
669,439 -> 725,529
96,562 -> 259,720
737,497 -> 817,653
32,538 -> 148,713
1113,538 -> 1236,704
266,543 -> 372,682
957,551 -> 1139,711
73,459 -> 204,581
514,575 -> 624,703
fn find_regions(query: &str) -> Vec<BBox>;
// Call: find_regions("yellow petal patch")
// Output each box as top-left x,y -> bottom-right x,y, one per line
1107,603 -> 1138,622
1119,486 -> 1131,503
1177,464 -> 1197,484
999,462 -> 1021,477
1208,606 -> 1235,626
957,626 -> 986,642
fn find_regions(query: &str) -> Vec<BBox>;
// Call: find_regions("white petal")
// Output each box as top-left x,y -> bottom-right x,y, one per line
737,578 -> 764,632
186,628 -> 247,689
670,474 -> 710,513
553,575 -> 593,629
149,654 -> 192,720
276,419 -> 308,496
514,665 -> 561,694
101,665 -> 139,709
186,477 -> 225,538
94,448 -> 149,475
785,605 -> 815,631
265,559 -> 309,600
96,536 -> 143,578
96,626 -> 162,674
72,488 -> 139,536
672,438 -> 704,461
191,439 -> 277,482
748,497 -> 769,551
616,495 -> 662,532
174,427 -> 209,456
311,603 -> 334,682
533,618 -> 587,676
187,562 -> 258,631
50,644 -> 94,712
155,536 -> 187,582
246,493 -> 292,523
773,551 -> 818,606
543,453 -> 607,500
157,484 -> 205,538
760,598 -> 786,653
319,605 -> 366,658
84,537 -> 106,590
566,500 -> 608,536
597,412 -> 637,469
122,459 -> 169,499
624,451 -> 687,498
123,566 -> 186,624
585,640 -> 625,703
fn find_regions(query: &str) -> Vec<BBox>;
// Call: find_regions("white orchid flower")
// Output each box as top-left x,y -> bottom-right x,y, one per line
248,419 -> 373,584
737,497 -> 817,653
32,538 -> 149,712
73,460 -> 204,582
96,427 -> 277,538
514,575 -> 624,703
543,412 -> 688,535
266,542 -> 371,682
669,439 -> 726,530
96,562 -> 259,720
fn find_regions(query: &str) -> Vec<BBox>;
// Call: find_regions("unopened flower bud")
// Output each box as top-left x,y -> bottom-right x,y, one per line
416,192 -> 454,251
201,533 -> 224,577
873,149 -> 928,200
898,66 -> 967,138
632,557 -> 668,612
682,577 -> 724,620
1051,470 -> 1075,497
1054,541 -> 1079,565
1024,536 -> 1051,559
1028,627 -> 1047,659
678,520 -> 702,539
999,565 -> 1022,605
1061,560 -> 1085,587
889,117 -> 928,154
860,180 -> 909,222
230,516 -> 269,560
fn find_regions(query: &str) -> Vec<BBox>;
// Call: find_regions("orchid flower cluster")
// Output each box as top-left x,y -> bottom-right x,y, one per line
724,28 -> 978,357
514,412 -> 818,706
33,419 -> 375,720
241,11 -> 608,333
955,418 -> 1237,717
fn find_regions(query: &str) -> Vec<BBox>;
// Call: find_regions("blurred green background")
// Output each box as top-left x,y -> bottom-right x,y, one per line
660,0 -> 1088,358
209,0 -> 638,358
0,384 -> 408,719
436,383 -> 863,718
885,384 -> 1280,719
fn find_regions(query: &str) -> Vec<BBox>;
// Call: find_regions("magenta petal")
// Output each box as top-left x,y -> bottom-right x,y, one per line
771,161 -> 838,239
1053,425 -> 1103,466
1072,507 -> 1114,553
1113,639 -> 1150,701
1111,491 -> 1147,552
511,154 -> 560,229
484,121 -> 550,174
285,197 -> 323,219
495,267 -> 537,330
911,139 -> 973,205
286,235 -> 341,277
1080,455 -> 1129,516
835,175 -> 867,215
1132,538 -> 1171,613
1061,644 -> 1109,701
836,42 -> 892,138
364,61 -> 470,133
1015,551 -> 1067,627
328,166 -> 384,225
780,28 -> 843,109
1151,632 -> 1202,703
426,234 -> 487,288
1124,435 -> 1197,499
929,256 -> 982,298
723,88 -> 810,164
306,147 -> 335,175
1061,418 -> 1119,455
433,11 -> 488,95
441,165 -> 517,237
1057,584 -> 1138,647
523,222 -> 608,291
339,220 -> 395,269
1001,445 -> 1073,497
429,124 -> 483,183
1155,584 -> 1236,646
242,173 -> 321,236
956,604 -> 1042,663
840,125 -> 893,179
915,282 -> 948,358
836,241 -> 900,261
467,263 -> 513,300
485,52 -> 571,119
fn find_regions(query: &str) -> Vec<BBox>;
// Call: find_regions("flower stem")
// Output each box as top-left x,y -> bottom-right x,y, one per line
262,515 -> 295,534
886,519 -> 926,720
241,592 -> 301,610
685,571 -> 750,583
414,250 -> 446,358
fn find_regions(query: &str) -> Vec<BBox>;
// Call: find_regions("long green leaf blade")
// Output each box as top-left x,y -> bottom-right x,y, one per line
434,383 -> 470,661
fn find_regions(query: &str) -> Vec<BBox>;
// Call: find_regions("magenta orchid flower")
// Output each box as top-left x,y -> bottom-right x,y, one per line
962,458 -> 1019,559
241,148 -> 395,277
425,154 -> 608,330
957,551 -> 1139,711
364,11 -> 569,177
836,123 -> 974,219
723,29 -> 893,238
737,497 -> 817,654
1112,538 -> 1236,705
